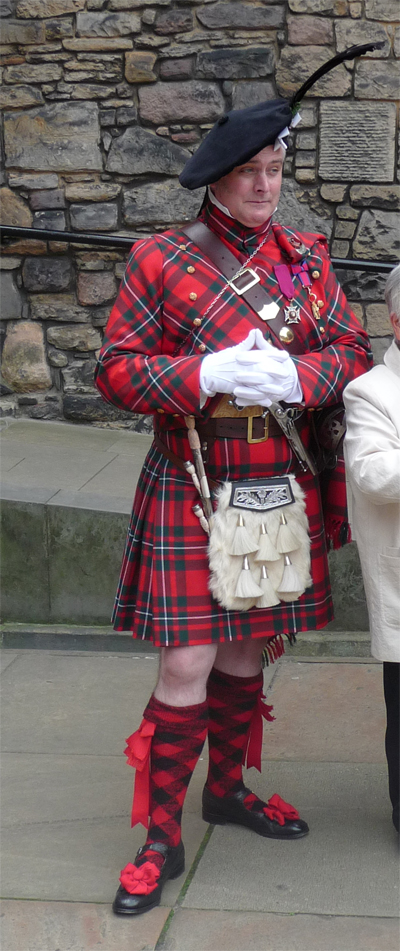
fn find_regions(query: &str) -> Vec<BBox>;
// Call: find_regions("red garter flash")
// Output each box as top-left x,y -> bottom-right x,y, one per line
124,719 -> 156,829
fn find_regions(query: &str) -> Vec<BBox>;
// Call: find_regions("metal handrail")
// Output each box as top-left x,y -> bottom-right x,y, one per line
0,224 -> 395,272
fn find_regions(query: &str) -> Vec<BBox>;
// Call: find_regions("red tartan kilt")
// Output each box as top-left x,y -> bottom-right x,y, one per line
113,429 -> 333,646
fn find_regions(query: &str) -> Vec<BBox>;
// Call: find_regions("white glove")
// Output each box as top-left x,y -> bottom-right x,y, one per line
233,329 -> 303,406
200,328 -> 260,398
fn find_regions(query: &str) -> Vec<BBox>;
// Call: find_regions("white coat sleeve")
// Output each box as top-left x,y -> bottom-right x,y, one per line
343,382 -> 400,505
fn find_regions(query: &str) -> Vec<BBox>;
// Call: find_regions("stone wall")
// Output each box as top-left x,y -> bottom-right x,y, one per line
0,0 -> 399,426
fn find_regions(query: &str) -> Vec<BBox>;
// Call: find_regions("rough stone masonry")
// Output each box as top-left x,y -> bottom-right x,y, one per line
0,0 -> 399,426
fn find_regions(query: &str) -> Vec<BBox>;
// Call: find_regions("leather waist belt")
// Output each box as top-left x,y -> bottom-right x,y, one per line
198,414 -> 280,443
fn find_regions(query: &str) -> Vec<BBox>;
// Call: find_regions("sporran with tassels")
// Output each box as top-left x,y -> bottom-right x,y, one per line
208,476 -> 312,612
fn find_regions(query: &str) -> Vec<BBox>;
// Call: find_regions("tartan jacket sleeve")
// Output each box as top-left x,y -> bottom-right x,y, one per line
95,235 -> 204,417
289,239 -> 372,408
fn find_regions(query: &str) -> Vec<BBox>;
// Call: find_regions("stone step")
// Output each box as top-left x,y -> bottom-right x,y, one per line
0,622 -> 373,658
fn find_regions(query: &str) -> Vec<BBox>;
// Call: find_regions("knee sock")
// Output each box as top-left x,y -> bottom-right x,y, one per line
143,696 -> 208,853
383,662 -> 400,831
206,667 -> 266,798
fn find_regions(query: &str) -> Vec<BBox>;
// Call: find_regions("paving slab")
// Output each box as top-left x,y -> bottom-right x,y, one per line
262,661 -> 386,763
0,651 -> 160,755
162,908 -> 400,951
0,899 -> 171,951
182,763 -> 399,918
0,651 -> 208,905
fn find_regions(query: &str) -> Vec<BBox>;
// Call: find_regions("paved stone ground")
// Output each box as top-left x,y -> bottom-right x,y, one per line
1,648 -> 399,951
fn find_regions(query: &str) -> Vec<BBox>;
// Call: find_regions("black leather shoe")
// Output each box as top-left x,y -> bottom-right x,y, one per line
112,840 -> 185,916
202,786 -> 309,839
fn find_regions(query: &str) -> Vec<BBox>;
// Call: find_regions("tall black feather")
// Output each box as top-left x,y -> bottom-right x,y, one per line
290,42 -> 385,112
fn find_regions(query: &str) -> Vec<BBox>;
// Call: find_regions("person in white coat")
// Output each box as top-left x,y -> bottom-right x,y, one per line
343,262 -> 400,833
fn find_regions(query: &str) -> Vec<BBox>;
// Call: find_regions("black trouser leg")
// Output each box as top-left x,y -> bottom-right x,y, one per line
383,662 -> 400,832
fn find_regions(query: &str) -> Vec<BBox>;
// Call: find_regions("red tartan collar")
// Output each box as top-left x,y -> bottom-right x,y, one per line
200,196 -> 273,256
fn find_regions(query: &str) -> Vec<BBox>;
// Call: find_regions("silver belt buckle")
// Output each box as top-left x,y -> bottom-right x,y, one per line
228,267 -> 260,296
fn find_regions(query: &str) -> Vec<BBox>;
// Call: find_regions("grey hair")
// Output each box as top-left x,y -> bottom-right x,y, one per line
385,263 -> 400,319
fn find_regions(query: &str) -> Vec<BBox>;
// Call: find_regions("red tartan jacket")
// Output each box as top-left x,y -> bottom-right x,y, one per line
95,200 -> 372,427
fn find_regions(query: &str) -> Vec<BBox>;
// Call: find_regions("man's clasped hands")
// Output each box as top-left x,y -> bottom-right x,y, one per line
200,328 -> 303,407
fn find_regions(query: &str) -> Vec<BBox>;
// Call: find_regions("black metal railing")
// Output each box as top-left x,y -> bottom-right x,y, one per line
0,224 -> 395,272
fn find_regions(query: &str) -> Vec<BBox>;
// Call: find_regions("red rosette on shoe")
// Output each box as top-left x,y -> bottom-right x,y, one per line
119,860 -> 160,895
264,793 -> 300,826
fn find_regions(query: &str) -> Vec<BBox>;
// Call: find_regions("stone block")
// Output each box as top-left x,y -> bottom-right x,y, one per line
0,272 -> 23,320
155,7 -> 193,34
4,239 -> 47,256
287,14 -> 334,45
336,204 -> 359,219
366,304 -> 391,336
231,81 -> 275,109
319,102 -> 396,182
370,336 -> 392,365
335,19 -> 390,56
68,83 -> 116,99
1,19 -> 45,43
77,271 -> 117,306
337,268 -> 386,303
350,184 -> 400,210
62,38 -> 133,51
277,47 -> 351,98
65,182 -> 120,201
197,3 -> 284,30
277,179 -> 333,237
296,106 -> 317,129
0,85 -> 44,108
62,392 -> 133,423
365,0 -> 399,20
116,105 -> 137,125
76,11 -> 140,36
347,302 -> 363,324
0,187 -> 32,227
159,57 -> 194,80
110,0 -> 170,5
355,61 -> 400,100
4,101 -> 102,172
296,131 -> 317,149
45,16 -> 74,40
47,324 -> 102,351
61,358 -> 98,393
22,258 -> 72,293
29,189 -> 66,211
124,50 -> 157,82
8,173 -> 58,190
295,150 -> 316,167
1,321 -> 52,392
29,294 -> 96,323
16,0 -> 85,15
4,63 -> 62,82
139,80 -> 224,124
353,209 -> 400,262
1,500 -> 50,623
295,169 -> 316,183
33,210 -> 66,231
331,239 -> 350,258
106,126 -> 189,175
394,26 -> 400,58
334,220 -> 356,239
69,202 -> 118,232
288,0 -> 336,12
123,180 -> 204,226
0,258 -> 21,271
196,47 -> 275,80
48,348 -> 68,367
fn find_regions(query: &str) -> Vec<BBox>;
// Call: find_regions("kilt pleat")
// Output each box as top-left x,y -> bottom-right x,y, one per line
112,433 -> 334,646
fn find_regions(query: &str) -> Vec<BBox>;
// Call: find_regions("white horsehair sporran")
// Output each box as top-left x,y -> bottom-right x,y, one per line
208,476 -> 312,612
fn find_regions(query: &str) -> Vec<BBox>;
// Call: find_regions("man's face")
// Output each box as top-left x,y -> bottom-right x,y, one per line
211,145 -> 284,229
390,312 -> 400,348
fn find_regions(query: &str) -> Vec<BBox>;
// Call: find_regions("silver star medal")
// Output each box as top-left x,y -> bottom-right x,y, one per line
284,304 -> 301,324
